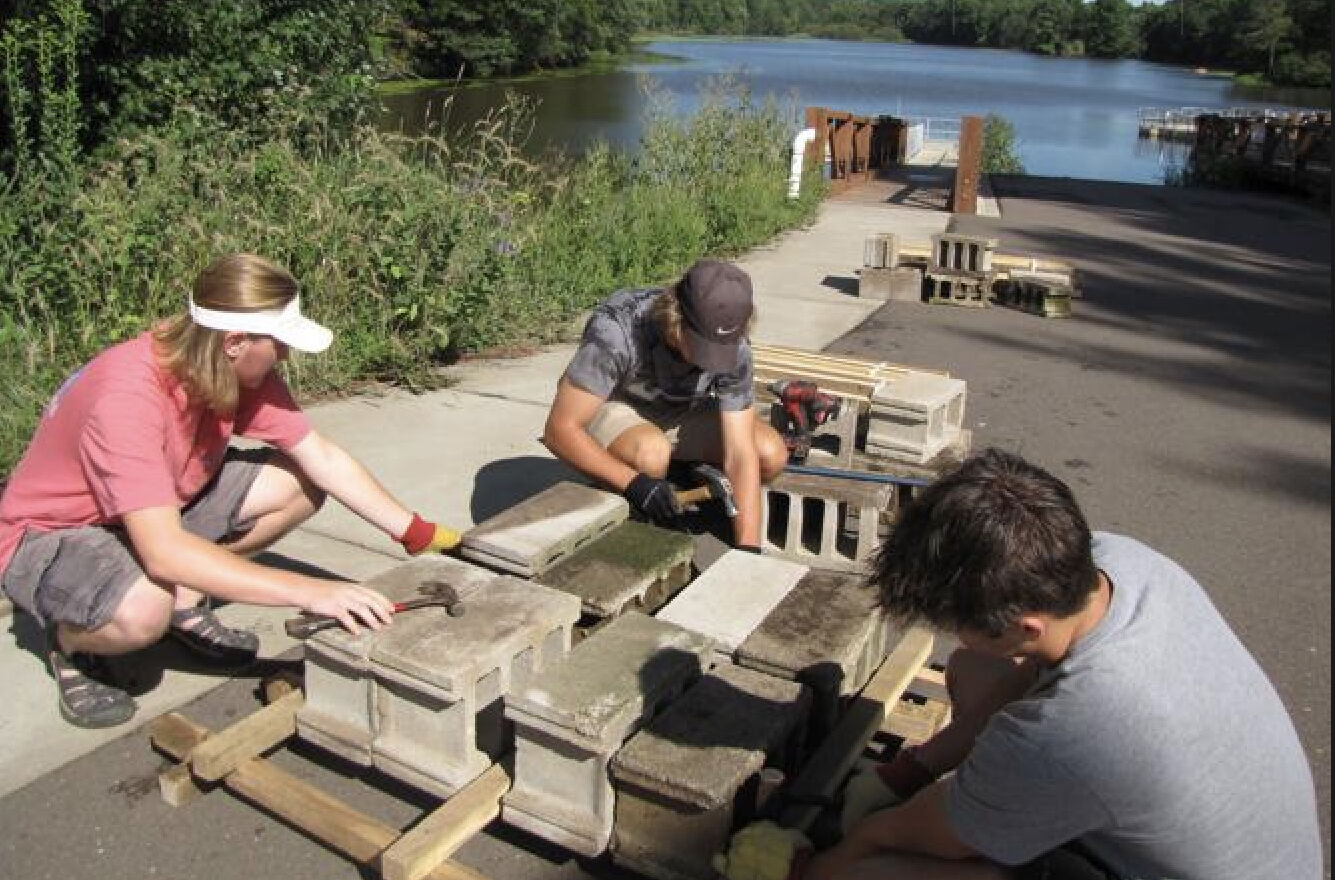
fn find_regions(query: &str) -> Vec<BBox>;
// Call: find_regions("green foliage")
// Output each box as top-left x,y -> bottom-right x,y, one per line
0,80 -> 818,476
982,114 -> 1025,174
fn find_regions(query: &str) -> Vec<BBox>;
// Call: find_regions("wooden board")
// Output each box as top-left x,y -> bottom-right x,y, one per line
190,689 -> 303,781
151,702 -> 493,880
778,625 -> 935,832
381,763 -> 512,880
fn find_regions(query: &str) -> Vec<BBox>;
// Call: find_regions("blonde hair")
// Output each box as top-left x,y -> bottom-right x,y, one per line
152,254 -> 299,414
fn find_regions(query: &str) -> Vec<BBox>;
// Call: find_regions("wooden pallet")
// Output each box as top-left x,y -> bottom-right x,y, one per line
149,679 -> 505,880
148,629 -> 947,878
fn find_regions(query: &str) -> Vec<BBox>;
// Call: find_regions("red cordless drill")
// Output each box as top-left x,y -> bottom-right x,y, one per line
769,379 -> 842,462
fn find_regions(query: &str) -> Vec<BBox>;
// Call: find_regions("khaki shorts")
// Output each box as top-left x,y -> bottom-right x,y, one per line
1,448 -> 270,629
586,398 -> 726,461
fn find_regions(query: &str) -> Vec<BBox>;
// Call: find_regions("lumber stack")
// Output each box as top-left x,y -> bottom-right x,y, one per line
752,343 -> 968,466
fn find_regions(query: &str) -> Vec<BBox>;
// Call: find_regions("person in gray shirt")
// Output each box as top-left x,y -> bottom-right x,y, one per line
791,448 -> 1320,880
543,259 -> 788,550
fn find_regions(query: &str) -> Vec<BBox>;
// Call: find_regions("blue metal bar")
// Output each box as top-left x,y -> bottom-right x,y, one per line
782,463 -> 933,488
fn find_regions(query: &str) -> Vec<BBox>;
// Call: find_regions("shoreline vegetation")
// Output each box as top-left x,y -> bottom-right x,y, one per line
0,3 -> 822,479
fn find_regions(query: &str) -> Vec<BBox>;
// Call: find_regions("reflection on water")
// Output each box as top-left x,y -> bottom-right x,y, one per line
378,40 -> 1329,185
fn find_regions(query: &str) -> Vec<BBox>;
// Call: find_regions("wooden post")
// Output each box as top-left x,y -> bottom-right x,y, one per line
951,115 -> 984,215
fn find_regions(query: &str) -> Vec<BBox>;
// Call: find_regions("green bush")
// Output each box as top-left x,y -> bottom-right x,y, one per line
982,114 -> 1026,175
0,85 -> 821,476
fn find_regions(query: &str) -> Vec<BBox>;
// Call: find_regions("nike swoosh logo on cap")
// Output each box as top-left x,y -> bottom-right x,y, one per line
716,325 -> 739,334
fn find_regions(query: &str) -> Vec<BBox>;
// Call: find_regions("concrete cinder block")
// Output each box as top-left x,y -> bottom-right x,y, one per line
995,272 -> 1074,318
609,663 -> 811,880
297,556 -> 497,766
924,270 -> 991,307
761,472 -> 893,573
866,373 -> 967,465
858,266 -> 924,303
503,612 -> 716,856
655,551 -> 808,658
862,233 -> 899,269
931,232 -> 998,274
737,571 -> 895,740
461,481 -> 628,577
368,576 -> 580,798
535,521 -> 695,619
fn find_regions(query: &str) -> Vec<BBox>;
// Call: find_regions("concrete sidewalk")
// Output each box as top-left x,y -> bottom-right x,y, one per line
0,178 -> 954,797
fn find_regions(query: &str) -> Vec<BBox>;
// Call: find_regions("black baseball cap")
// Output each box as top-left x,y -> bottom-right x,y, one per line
678,259 -> 754,372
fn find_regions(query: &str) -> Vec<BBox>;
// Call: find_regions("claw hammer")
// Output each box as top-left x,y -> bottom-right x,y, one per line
673,462 -> 739,517
284,578 -> 465,639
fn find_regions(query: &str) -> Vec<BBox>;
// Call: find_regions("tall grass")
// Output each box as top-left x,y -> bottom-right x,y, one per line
0,80 -> 823,476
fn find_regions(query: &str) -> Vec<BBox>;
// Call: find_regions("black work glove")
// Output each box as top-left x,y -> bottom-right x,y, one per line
623,473 -> 681,523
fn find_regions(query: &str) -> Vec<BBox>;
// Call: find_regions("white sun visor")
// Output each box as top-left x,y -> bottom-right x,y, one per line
188,295 -> 333,354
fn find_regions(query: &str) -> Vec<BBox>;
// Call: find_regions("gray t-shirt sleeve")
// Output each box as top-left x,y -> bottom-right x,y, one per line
713,344 -> 755,411
563,310 -> 632,399
946,711 -> 1110,866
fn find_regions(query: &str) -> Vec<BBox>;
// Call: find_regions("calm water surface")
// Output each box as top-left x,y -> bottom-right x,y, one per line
380,40 -> 1329,185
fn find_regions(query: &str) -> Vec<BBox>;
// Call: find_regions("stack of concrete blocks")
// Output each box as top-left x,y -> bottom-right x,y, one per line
656,550 -> 809,663
296,556 -> 581,798
994,271 -> 1074,318
858,233 -> 924,303
503,612 -> 717,856
460,481 -> 627,577
738,571 -> 896,740
535,520 -> 695,629
608,664 -> 811,880
865,372 -> 968,465
924,231 -> 998,308
761,471 -> 894,572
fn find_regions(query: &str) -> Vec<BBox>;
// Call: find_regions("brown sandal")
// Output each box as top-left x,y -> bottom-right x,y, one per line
169,604 -> 259,665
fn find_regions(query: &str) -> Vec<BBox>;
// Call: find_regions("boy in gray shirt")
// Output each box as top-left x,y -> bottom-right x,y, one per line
543,259 -> 788,549
719,449 -> 1322,880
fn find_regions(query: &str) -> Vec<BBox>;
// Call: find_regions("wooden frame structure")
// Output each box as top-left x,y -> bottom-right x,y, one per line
148,628 -> 948,880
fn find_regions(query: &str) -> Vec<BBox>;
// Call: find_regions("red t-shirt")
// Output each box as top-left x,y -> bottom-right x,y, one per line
0,332 -> 311,573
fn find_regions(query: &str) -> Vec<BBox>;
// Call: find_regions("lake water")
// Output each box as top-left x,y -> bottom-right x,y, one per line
380,39 -> 1329,185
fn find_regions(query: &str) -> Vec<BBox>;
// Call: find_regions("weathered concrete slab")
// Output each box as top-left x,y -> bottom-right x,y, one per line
609,663 -> 810,880
297,556 -> 498,765
737,570 -> 895,738
655,551 -> 807,657
535,521 -> 695,618
369,577 -> 580,797
502,612 -> 717,856
461,481 -> 628,577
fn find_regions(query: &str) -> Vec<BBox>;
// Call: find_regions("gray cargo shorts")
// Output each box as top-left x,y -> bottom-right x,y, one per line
1,448 -> 270,629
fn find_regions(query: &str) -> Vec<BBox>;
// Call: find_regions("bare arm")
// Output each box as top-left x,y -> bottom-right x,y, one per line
719,406 -> 762,547
285,429 -> 414,539
805,783 -> 979,880
122,505 -> 393,632
543,377 -> 638,492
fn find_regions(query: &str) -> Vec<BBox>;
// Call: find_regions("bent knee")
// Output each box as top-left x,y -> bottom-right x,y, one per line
754,423 -> 789,481
111,586 -> 174,647
610,427 -> 673,478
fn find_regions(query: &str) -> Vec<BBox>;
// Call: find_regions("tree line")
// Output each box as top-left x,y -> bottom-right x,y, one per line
640,0 -> 1329,87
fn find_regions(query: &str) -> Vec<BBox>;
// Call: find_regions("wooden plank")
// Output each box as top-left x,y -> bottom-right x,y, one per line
190,689 -> 303,781
226,758 -> 490,880
779,625 -> 934,831
149,713 -> 211,761
159,762 -> 206,808
381,763 -> 512,880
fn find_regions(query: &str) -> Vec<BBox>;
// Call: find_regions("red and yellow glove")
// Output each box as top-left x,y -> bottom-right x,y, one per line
398,512 -> 462,555
712,821 -> 813,880
839,747 -> 937,834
